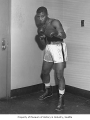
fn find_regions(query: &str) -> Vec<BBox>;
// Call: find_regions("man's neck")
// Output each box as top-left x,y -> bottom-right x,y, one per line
45,17 -> 50,24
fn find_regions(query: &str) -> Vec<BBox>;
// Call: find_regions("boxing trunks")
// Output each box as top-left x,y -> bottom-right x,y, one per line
43,37 -> 68,63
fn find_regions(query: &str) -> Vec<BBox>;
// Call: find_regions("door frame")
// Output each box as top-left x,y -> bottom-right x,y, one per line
6,0 -> 11,99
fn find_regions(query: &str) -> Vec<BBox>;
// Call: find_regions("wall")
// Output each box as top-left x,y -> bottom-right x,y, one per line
62,0 -> 90,91
11,0 -> 44,89
11,0 -> 90,91
43,0 -> 90,91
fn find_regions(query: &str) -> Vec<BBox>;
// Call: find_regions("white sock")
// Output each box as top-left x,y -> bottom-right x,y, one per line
59,89 -> 65,95
45,83 -> 50,88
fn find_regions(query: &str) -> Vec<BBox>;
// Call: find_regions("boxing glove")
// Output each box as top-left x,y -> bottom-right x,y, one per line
45,25 -> 58,38
37,26 -> 46,40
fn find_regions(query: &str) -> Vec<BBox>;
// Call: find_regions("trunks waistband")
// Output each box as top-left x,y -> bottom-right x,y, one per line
46,36 -> 63,44
47,41 -> 63,44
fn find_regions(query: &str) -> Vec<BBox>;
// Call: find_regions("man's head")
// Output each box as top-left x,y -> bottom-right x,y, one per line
35,6 -> 48,25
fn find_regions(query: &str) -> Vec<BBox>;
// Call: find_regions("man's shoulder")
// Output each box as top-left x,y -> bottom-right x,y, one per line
50,19 -> 62,27
50,18 -> 60,24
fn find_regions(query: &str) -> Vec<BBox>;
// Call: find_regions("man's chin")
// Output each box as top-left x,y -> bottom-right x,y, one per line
40,22 -> 44,25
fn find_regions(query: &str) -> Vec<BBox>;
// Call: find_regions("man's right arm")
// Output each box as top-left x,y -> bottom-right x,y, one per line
34,15 -> 46,41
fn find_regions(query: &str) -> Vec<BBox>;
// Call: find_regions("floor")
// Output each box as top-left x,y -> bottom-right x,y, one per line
0,91 -> 90,114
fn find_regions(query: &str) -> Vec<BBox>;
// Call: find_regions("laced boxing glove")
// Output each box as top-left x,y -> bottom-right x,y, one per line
38,27 -> 45,35
37,27 -> 46,40
50,30 -> 58,37
45,26 -> 58,38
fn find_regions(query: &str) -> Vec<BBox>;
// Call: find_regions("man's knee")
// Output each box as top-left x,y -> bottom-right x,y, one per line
56,71 -> 64,80
40,71 -> 49,79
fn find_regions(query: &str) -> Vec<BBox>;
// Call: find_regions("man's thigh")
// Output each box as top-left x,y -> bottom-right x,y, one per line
54,62 -> 65,74
41,60 -> 54,74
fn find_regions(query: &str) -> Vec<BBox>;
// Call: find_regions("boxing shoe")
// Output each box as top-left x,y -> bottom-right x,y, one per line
39,86 -> 53,100
55,94 -> 65,111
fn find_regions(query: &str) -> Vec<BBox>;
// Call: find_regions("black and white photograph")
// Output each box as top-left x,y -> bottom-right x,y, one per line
0,0 -> 90,119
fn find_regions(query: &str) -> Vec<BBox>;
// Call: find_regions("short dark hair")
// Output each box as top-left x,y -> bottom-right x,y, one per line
36,6 -> 48,14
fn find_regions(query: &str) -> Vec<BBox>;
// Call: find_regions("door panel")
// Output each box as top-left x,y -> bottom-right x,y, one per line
0,0 -> 10,99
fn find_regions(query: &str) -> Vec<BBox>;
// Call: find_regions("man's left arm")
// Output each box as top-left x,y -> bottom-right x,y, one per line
52,20 -> 66,39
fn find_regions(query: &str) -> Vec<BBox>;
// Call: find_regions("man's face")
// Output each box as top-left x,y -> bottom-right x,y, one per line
36,12 -> 47,24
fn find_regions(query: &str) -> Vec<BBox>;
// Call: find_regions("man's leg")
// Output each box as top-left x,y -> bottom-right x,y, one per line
55,62 -> 65,111
39,60 -> 54,100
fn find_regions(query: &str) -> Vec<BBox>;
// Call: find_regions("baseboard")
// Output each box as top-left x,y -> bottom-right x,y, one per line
11,84 -> 90,99
65,85 -> 90,99
11,83 -> 43,98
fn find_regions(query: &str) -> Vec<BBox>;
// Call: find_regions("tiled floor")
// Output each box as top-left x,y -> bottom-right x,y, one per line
0,91 -> 90,114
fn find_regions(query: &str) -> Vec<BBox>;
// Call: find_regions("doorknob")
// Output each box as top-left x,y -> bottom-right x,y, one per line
2,38 -> 6,50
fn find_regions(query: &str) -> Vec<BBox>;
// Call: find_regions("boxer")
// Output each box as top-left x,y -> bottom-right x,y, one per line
34,6 -> 67,111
